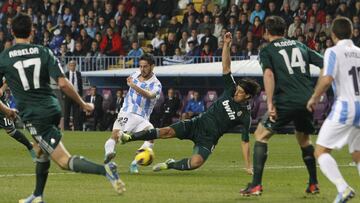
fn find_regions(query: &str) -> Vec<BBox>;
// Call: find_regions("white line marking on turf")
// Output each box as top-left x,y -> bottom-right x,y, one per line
0,164 -> 355,178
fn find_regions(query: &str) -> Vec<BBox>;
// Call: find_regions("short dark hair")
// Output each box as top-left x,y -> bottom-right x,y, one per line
237,78 -> 261,98
264,16 -> 286,36
12,13 -> 32,38
139,54 -> 155,66
331,17 -> 353,40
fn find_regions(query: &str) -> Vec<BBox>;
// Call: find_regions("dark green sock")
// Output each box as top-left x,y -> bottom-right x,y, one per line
301,145 -> 318,184
167,158 -> 192,170
34,161 -> 50,196
68,156 -> 106,176
8,130 -> 33,150
130,128 -> 159,141
252,141 -> 268,186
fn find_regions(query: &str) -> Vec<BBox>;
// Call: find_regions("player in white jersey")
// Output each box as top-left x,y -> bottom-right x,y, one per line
307,17 -> 360,203
104,54 -> 162,173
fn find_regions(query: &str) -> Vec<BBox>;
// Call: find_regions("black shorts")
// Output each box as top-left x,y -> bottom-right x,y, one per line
170,118 -> 216,160
0,115 -> 16,132
262,107 -> 314,134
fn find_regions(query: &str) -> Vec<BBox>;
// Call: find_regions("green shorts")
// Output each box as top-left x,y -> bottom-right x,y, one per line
25,114 -> 62,155
0,114 -> 16,133
170,118 -> 216,160
262,107 -> 314,134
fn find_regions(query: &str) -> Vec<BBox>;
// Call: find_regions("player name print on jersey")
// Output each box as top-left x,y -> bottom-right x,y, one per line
222,100 -> 236,120
9,47 -> 39,58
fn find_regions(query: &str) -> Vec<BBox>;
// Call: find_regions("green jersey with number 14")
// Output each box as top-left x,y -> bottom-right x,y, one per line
0,43 -> 64,122
259,38 -> 323,110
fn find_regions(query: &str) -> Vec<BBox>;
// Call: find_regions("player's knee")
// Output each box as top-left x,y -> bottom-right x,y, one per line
254,125 -> 272,142
351,151 -> 360,163
314,146 -> 330,159
56,157 -> 70,170
190,155 -> 204,169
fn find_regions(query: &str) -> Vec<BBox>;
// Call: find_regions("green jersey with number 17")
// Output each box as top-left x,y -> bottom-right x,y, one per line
259,38 -> 323,110
0,43 -> 65,122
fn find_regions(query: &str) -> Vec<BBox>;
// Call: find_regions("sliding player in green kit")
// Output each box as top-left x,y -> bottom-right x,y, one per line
118,32 -> 260,172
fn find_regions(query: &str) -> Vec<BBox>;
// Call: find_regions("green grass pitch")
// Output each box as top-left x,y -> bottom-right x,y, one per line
0,131 -> 359,203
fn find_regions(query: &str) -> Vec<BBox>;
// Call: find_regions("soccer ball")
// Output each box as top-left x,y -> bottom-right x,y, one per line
135,147 -> 155,166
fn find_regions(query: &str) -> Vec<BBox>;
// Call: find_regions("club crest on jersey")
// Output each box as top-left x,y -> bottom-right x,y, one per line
222,100 -> 236,120
237,111 -> 242,117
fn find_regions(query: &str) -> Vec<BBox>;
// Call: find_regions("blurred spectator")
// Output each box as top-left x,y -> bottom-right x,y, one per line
155,43 -> 169,64
352,27 -> 360,47
167,16 -> 182,39
105,89 -> 124,130
304,15 -> 321,34
240,31 -> 259,51
108,19 -> 118,34
101,3 -> 115,24
187,28 -> 203,52
129,6 -> 141,27
185,40 -> 200,58
266,1 -> 279,17
165,32 -> 177,56
73,41 -> 86,56
336,2 -> 350,18
173,47 -> 185,60
127,41 -> 144,67
181,14 -> 199,34
2,0 -> 18,14
240,2 -> 251,17
307,2 -> 325,24
213,0 -> 227,10
226,4 -> 239,20
181,91 -> 204,120
282,0 -> 299,12
179,31 -> 189,53
47,4 -> 60,26
183,3 -> 199,25
213,16 -> 223,38
241,41 -> 258,58
198,14 -> 213,34
3,40 -> 12,50
200,43 -> 213,63
230,44 -> 240,59
5,88 -> 15,109
297,34 -> 306,44
144,44 -> 155,55
238,13 -> 250,37
199,4 -> 212,22
114,3 -> 128,28
96,16 -> 107,35
58,20 -> 70,36
84,86 -> 103,131
320,14 -> 333,37
141,11 -> 158,39
0,31 -> 5,52
325,37 -> 334,49
121,19 -> 137,49
86,18 -> 97,39
250,3 -> 265,24
306,29 -> 316,50
280,2 -> 294,26
86,41 -> 103,70
100,27 -> 124,56
63,33 -> 75,53
161,88 -> 180,127
232,29 -> 242,48
154,0 -> 174,27
294,1 -> 307,23
78,28 -> 92,53
250,16 -> 264,39
64,60 -> 83,131
200,28 -> 217,52
353,15 -> 360,29
214,40 -> 223,61
42,30 -> 51,47
288,16 -> 304,38
151,31 -> 164,50
62,7 -> 72,26
49,29 -> 64,55
352,1 -> 360,19
227,16 -> 238,35
70,20 -> 80,38
212,4 -> 225,21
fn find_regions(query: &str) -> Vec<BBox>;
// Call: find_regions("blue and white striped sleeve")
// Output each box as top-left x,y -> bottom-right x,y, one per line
323,49 -> 337,78
150,81 -> 162,99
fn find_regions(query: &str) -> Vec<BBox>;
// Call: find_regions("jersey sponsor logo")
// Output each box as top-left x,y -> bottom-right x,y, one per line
222,100 -> 236,120
9,47 -> 39,58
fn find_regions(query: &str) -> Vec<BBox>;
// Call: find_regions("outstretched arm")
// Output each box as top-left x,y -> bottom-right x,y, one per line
222,32 -> 232,75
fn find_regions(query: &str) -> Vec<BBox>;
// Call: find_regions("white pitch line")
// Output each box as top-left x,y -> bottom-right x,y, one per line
0,164 -> 355,178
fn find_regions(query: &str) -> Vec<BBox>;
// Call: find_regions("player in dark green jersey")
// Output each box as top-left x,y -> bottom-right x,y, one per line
0,14 -> 125,203
117,32 -> 260,173
0,82 -> 36,162
240,16 -> 323,196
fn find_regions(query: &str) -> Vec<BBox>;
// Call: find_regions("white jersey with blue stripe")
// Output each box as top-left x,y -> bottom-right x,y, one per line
121,71 -> 162,120
324,39 -> 360,127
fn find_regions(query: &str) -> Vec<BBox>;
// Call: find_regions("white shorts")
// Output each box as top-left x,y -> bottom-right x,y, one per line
316,119 -> 360,153
112,111 -> 153,133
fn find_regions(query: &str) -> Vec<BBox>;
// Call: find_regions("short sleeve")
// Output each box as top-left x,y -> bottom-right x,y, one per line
307,46 -> 324,69
46,48 -> 65,80
323,49 -> 337,78
223,72 -> 236,96
259,48 -> 273,72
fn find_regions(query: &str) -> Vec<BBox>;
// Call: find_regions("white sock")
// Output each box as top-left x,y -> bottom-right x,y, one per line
318,153 -> 348,193
357,162 -> 360,176
104,138 -> 116,156
131,159 -> 137,165
140,141 -> 154,149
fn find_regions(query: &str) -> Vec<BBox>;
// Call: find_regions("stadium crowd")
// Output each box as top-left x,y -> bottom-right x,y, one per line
0,0 -> 359,68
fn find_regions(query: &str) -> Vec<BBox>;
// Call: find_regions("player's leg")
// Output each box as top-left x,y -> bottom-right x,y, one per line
153,144 -> 212,171
121,126 -> 177,143
315,120 -> 355,202
2,117 -> 36,161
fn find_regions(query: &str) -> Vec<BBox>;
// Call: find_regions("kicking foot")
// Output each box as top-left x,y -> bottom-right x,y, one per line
119,132 -> 131,144
152,158 -> 175,172
240,183 -> 262,196
129,162 -> 139,174
104,152 -> 116,164
19,194 -> 44,203
333,186 -> 355,203
306,183 -> 320,194
105,162 -> 126,194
